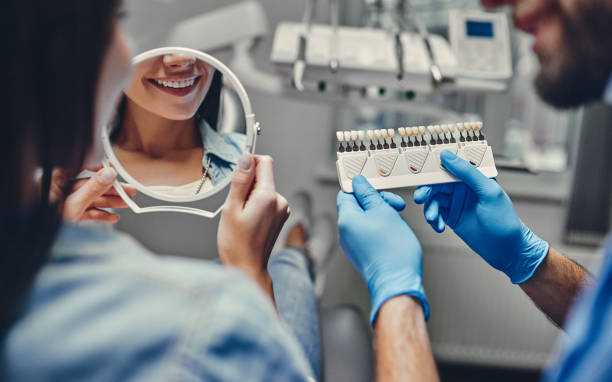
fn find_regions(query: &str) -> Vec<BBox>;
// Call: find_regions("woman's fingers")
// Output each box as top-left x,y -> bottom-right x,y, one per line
89,195 -> 131,209
226,153 -> 256,209
63,168 -> 117,221
72,179 -> 137,197
253,155 -> 276,194
81,208 -> 120,223
118,184 -> 139,197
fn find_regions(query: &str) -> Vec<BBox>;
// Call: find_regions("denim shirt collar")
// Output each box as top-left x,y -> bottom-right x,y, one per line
200,120 -> 240,165
604,73 -> 612,105
199,120 -> 244,185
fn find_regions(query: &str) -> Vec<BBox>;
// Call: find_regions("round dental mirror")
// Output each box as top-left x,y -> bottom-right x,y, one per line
102,47 -> 258,218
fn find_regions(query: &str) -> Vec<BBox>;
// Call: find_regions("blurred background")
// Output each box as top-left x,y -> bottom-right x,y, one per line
115,0 -> 612,380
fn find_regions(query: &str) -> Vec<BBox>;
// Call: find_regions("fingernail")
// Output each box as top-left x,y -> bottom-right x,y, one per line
97,167 -> 116,185
238,153 -> 252,170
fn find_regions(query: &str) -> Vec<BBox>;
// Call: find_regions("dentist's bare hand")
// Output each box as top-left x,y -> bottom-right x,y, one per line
51,166 -> 138,223
218,154 -> 290,300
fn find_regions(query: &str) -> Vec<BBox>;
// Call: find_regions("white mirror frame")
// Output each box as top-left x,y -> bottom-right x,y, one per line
102,47 -> 260,218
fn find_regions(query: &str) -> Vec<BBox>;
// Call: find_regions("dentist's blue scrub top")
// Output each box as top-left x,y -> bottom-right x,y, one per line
544,237 -> 612,381
544,78 -> 612,381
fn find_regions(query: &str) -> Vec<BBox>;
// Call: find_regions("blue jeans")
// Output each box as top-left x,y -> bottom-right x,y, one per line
268,248 -> 321,379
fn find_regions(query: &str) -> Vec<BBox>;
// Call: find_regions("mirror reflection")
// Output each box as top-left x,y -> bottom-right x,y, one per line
109,54 -> 246,198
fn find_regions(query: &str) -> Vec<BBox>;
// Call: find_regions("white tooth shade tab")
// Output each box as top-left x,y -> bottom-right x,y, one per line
336,131 -> 344,142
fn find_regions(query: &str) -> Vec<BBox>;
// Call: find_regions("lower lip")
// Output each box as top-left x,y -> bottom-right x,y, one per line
149,77 -> 201,97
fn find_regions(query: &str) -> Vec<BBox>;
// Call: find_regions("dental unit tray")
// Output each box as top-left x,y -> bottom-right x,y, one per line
336,122 -> 498,193
271,22 -> 458,93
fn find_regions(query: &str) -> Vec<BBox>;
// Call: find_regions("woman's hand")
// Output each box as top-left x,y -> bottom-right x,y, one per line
51,166 -> 138,223
217,154 -> 290,301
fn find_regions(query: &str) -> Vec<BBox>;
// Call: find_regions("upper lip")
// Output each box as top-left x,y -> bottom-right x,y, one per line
514,2 -> 556,34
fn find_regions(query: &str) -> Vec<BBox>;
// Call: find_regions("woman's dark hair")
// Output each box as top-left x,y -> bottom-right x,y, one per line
196,69 -> 223,129
1,0 -> 121,327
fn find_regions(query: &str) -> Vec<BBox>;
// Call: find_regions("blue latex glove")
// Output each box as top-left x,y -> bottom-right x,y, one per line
414,150 -> 549,284
337,175 -> 429,325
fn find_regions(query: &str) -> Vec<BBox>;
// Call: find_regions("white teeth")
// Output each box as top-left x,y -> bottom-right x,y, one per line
155,78 -> 195,89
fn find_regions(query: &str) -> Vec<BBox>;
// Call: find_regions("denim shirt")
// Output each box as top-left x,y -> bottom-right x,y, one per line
0,225 -> 313,381
199,120 -> 245,185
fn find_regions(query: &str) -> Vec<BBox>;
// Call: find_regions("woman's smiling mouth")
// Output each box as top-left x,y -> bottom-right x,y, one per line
147,76 -> 201,97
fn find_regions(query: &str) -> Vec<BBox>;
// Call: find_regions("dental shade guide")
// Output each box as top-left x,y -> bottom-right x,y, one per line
335,121 -> 498,192
358,130 -> 366,151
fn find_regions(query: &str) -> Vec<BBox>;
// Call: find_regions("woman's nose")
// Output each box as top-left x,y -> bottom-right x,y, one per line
162,54 -> 196,72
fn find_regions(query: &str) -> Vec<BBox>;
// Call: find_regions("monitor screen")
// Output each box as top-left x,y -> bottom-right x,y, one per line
466,20 -> 494,38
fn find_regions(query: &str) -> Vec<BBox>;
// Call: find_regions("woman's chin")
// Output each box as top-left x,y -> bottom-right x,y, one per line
157,110 -> 198,121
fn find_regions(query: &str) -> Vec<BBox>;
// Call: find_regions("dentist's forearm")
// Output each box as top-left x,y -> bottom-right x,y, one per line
374,295 -> 439,382
519,247 -> 593,327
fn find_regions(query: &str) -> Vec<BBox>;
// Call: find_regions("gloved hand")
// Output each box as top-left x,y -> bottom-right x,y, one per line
414,150 -> 549,284
337,175 -> 428,325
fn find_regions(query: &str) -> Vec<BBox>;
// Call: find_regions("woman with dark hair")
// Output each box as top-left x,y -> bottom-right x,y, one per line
0,1 -> 315,380
111,54 -> 245,197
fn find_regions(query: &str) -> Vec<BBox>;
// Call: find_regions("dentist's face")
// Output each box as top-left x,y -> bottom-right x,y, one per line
124,54 -> 214,120
483,0 -> 612,108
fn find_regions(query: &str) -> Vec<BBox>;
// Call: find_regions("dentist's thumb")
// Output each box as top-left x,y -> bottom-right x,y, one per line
440,150 -> 492,198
